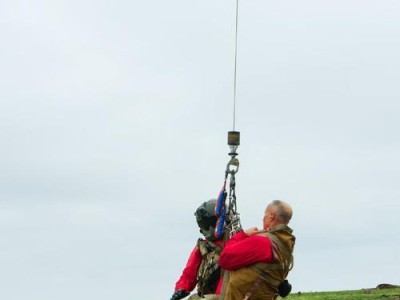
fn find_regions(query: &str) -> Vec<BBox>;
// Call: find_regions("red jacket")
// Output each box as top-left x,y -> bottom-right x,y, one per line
174,240 -> 223,294
219,231 -> 274,270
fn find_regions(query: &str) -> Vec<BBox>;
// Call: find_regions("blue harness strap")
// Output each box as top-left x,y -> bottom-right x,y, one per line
214,181 -> 227,238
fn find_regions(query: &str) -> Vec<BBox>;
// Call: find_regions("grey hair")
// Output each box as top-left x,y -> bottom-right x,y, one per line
270,200 -> 292,223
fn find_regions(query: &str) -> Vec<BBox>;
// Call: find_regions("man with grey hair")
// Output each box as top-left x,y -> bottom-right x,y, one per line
219,200 -> 295,300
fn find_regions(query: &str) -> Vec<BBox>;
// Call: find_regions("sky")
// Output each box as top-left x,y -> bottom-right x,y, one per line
0,0 -> 399,299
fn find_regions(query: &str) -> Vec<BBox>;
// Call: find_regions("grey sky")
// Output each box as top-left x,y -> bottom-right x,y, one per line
1,0 -> 399,299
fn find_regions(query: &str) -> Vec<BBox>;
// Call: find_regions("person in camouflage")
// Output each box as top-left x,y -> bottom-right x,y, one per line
169,199 -> 223,300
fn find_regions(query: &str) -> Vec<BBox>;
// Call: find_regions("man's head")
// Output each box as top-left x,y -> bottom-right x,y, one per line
263,200 -> 293,230
195,199 -> 218,241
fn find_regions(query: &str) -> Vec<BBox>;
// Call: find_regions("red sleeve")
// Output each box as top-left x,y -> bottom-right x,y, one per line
175,246 -> 202,292
219,232 -> 274,270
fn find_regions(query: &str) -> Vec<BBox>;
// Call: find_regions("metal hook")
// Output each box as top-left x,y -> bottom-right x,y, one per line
226,157 -> 240,175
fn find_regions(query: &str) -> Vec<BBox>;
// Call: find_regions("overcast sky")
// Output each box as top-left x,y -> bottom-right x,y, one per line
1,0 -> 399,299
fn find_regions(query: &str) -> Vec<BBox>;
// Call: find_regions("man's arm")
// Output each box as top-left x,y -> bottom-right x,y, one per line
219,231 -> 274,270
174,246 -> 202,291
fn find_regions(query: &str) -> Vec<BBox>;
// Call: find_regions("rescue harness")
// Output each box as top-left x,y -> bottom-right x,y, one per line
214,131 -> 242,241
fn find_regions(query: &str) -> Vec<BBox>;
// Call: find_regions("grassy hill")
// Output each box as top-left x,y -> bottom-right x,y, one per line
285,285 -> 400,300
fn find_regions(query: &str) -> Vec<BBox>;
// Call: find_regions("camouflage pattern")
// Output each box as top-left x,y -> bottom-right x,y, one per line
188,293 -> 219,300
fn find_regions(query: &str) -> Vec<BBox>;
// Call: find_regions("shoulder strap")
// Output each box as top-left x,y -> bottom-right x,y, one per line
197,239 -> 219,256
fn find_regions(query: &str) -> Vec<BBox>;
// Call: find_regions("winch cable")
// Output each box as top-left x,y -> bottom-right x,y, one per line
225,0 -> 242,240
232,0 -> 239,132
214,0 -> 243,241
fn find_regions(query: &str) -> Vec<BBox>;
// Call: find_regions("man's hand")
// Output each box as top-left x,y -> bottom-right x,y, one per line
244,227 -> 259,236
170,289 -> 189,300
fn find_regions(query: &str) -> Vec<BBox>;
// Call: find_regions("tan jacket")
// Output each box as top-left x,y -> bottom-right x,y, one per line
221,225 -> 295,300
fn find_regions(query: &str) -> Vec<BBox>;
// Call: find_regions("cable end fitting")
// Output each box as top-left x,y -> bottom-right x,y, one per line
228,131 -> 240,156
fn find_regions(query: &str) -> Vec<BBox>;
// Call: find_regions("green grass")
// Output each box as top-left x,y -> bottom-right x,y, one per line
284,287 -> 400,300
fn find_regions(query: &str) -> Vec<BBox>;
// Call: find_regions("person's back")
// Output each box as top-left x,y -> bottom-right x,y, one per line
219,200 -> 295,300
